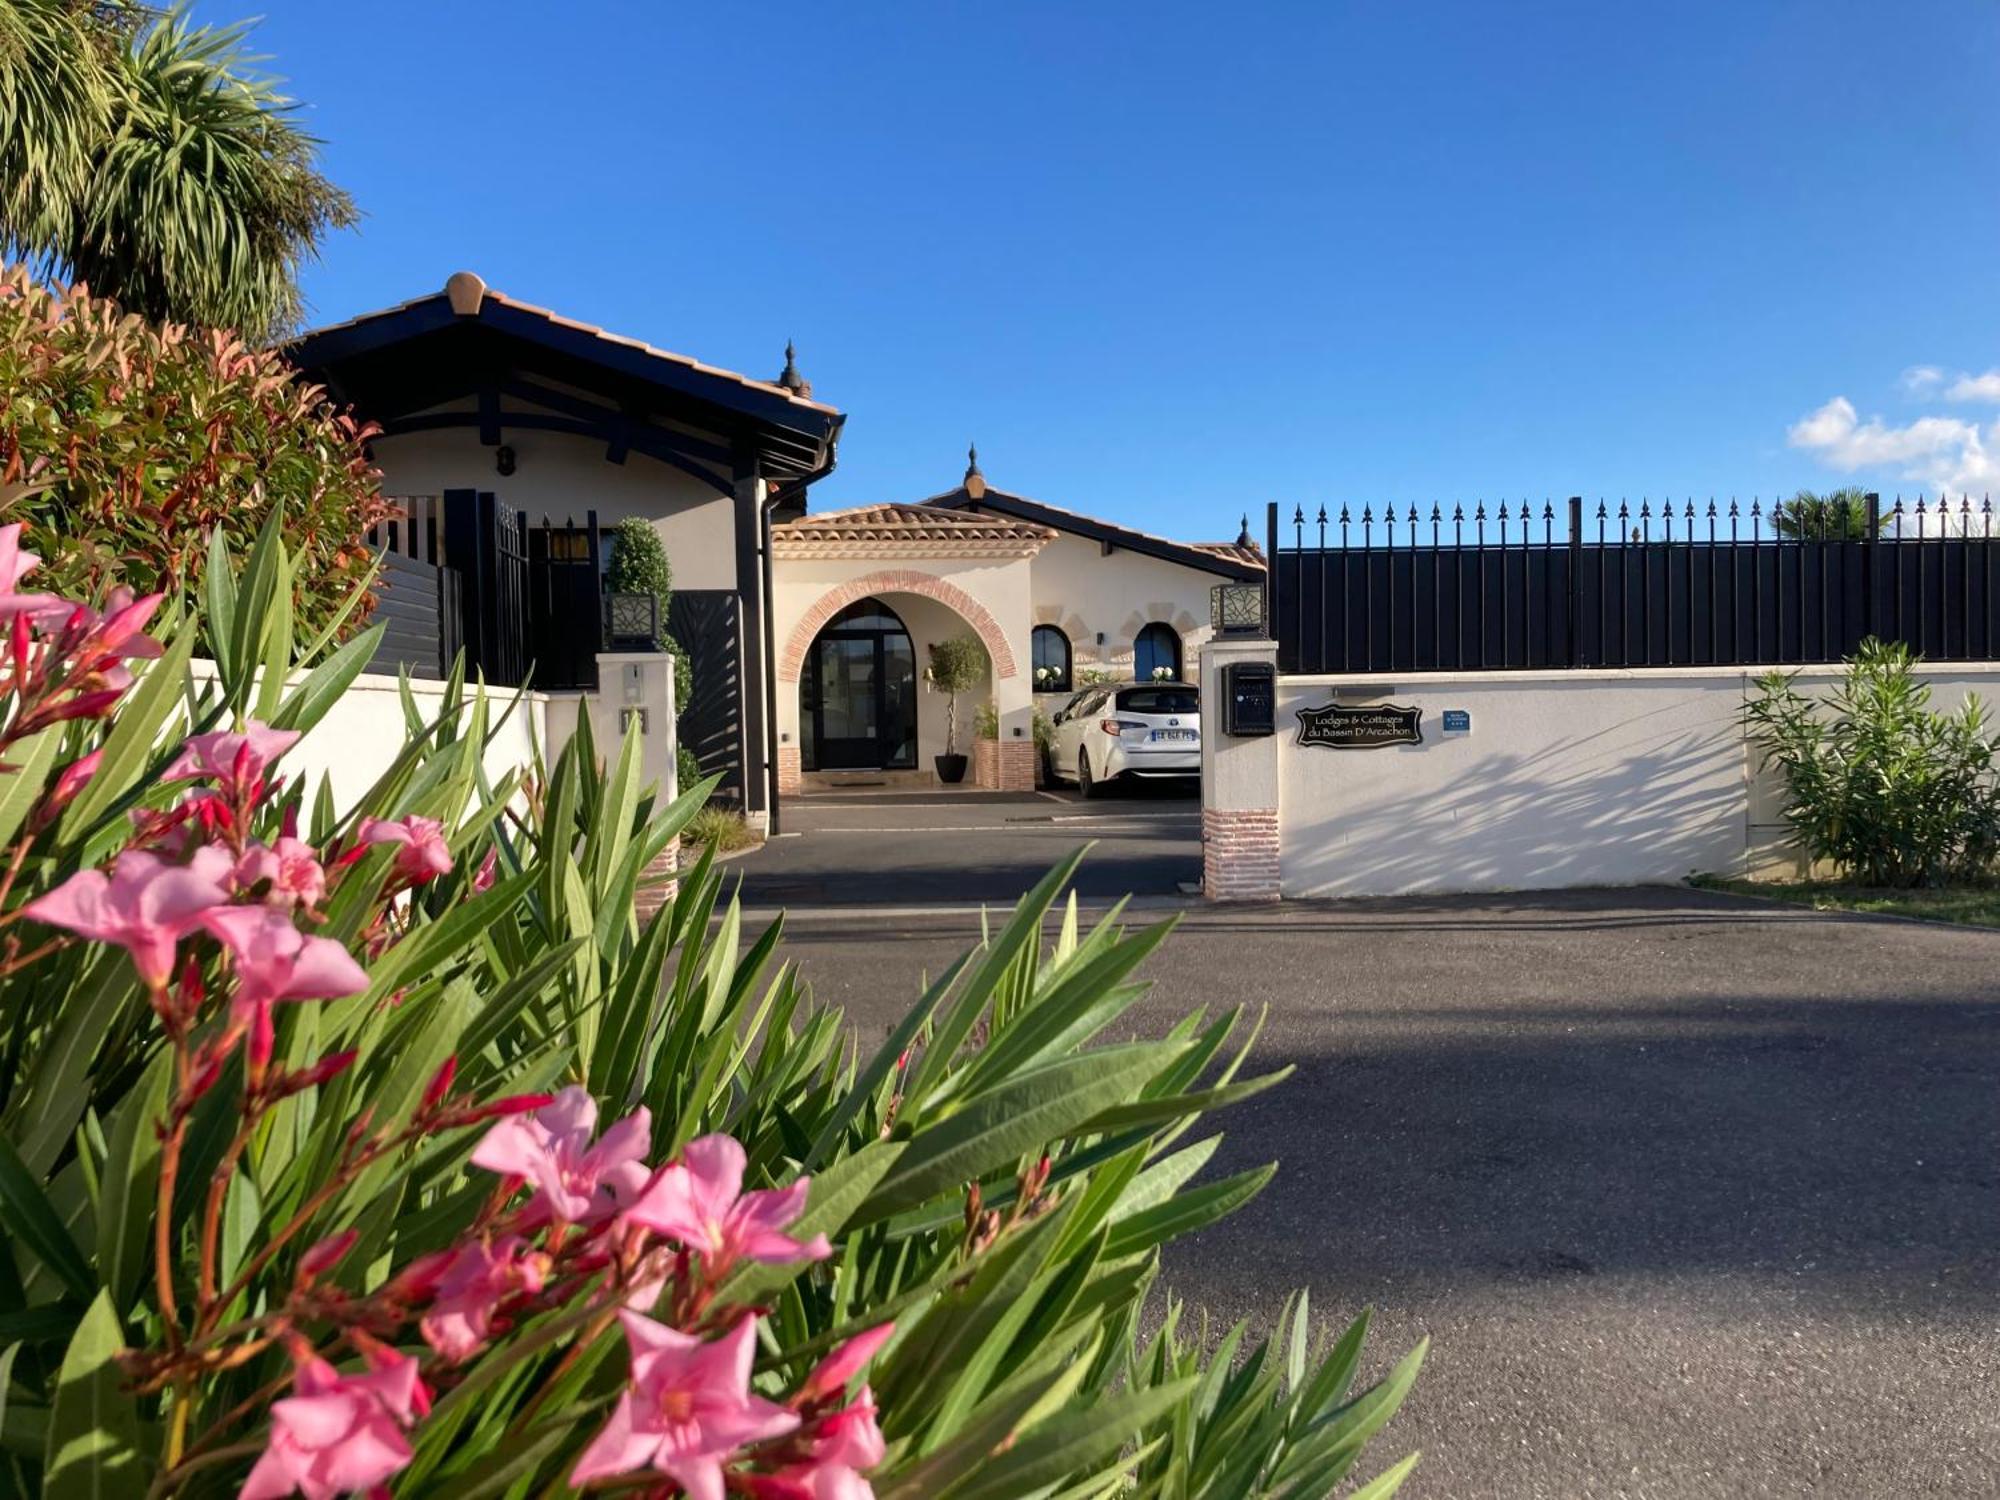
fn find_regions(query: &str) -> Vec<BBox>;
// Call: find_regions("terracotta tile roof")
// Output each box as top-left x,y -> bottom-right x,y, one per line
1189,541 -> 1267,569
290,273 -> 841,417
772,503 -> 1055,558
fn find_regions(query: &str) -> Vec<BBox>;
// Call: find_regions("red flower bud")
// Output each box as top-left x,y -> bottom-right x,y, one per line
299,1229 -> 359,1279
447,1092 -> 555,1127
420,1055 -> 457,1112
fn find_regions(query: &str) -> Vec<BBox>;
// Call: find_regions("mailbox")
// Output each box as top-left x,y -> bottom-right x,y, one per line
1223,660 -> 1276,737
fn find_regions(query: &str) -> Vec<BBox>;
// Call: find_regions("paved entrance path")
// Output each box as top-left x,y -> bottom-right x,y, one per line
769,886 -> 2000,1499
731,785 -> 1201,909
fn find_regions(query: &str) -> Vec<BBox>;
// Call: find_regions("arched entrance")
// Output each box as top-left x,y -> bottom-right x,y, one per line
801,597 -> 917,771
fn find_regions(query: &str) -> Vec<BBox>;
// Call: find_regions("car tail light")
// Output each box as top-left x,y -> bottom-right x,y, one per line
1100,718 -> 1146,736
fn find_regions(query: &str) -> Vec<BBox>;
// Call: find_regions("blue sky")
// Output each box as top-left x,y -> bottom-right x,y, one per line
213,1 -> 2000,540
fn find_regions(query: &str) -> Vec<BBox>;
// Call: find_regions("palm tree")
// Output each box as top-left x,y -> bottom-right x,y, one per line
1771,487 -> 1879,540
0,3 -> 353,340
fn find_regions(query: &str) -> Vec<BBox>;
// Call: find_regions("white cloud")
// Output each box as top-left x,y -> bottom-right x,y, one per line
1943,370 -> 2000,403
1786,394 -> 2000,495
1902,365 -> 1945,393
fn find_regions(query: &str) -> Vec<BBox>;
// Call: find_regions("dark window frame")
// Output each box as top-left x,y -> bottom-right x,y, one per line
1133,622 -> 1183,681
1031,625 -> 1073,693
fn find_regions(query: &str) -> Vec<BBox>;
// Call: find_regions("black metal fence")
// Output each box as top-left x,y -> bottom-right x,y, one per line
1269,495 -> 2000,674
365,550 -> 461,680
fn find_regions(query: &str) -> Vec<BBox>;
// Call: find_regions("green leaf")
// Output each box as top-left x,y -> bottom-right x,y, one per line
43,1290 -> 146,1498
944,1376 -> 1198,1500
1103,1164 -> 1275,1261
0,728 -> 61,850
0,1132 -> 93,1303
861,1042 -> 1183,1220
1341,1452 -> 1422,1500
95,1049 -> 169,1313
270,623 -> 384,735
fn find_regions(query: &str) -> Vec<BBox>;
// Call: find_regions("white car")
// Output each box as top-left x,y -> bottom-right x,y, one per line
1048,681 -> 1202,797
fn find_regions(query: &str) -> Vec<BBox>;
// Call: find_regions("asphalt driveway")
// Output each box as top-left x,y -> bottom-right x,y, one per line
763,885 -> 2000,1499
732,784 -> 1201,909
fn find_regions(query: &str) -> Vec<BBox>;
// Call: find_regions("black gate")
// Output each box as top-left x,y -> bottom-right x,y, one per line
668,591 -> 743,802
366,550 -> 461,681
527,513 -> 602,692
442,489 -> 528,686
1270,496 -> 2000,674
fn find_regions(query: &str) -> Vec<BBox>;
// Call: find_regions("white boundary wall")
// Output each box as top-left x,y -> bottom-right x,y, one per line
1200,642 -> 2000,899
187,656 -> 680,815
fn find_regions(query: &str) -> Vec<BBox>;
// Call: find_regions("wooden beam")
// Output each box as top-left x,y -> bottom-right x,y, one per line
477,388 -> 501,447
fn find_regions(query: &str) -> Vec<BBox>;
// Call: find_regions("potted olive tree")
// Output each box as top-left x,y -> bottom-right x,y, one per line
926,633 -> 986,784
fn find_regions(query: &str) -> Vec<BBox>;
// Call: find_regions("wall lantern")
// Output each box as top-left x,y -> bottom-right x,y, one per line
1210,581 -> 1267,636
495,444 -> 517,477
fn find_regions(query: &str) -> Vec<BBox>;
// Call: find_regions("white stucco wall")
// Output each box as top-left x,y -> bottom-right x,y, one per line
770,554 -> 1035,769
371,421 -> 739,591
1025,534 -> 1220,705
1271,664 -> 2000,899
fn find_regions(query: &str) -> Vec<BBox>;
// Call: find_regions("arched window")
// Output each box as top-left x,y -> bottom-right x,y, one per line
1133,623 -> 1182,682
1030,625 -> 1072,693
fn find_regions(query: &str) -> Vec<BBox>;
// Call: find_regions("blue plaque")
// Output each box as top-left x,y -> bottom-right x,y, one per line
1441,709 -> 1471,734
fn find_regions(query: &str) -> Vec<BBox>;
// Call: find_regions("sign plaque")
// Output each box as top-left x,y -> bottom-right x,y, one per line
1441,709 -> 1471,734
1295,701 -> 1423,749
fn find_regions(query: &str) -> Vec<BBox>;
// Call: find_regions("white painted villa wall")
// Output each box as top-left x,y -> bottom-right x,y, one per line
1027,533 -> 1215,702
372,420 -> 739,591
1269,664 -> 2000,898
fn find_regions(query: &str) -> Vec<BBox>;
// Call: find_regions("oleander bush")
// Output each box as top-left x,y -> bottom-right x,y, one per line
1748,639 -> 2000,886
0,268 -> 390,642
0,519 -> 1421,1496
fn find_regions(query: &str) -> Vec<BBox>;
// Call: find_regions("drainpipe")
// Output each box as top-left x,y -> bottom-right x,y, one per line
760,500 -> 781,835
762,449 -> 840,836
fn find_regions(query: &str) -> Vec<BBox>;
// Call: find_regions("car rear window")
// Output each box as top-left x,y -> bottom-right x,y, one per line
1116,687 -> 1199,714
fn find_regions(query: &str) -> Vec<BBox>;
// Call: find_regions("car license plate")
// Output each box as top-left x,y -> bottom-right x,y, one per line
1152,729 -> 1197,742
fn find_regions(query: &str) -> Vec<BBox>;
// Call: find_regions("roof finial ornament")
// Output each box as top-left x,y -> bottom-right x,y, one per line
777,339 -> 809,397
1236,513 -> 1254,548
966,441 -> 982,480
963,441 -> 987,500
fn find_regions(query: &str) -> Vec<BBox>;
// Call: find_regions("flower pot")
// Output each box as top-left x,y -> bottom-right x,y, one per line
934,753 -> 969,785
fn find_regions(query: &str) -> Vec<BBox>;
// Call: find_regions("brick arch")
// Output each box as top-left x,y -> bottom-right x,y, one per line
779,569 -> 1019,684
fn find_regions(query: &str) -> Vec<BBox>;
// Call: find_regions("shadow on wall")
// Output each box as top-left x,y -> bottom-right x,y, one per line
1282,705 -> 1747,898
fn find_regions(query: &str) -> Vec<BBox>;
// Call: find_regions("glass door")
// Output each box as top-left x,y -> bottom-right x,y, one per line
803,598 -> 917,770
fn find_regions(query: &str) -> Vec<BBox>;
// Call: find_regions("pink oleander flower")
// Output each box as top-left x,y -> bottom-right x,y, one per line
163,721 -> 300,797
796,1324 -> 895,1407
357,814 -> 452,884
778,1387 -> 888,1500
419,1235 -> 548,1362
200,906 -> 369,1011
0,522 -> 63,621
469,1085 -> 651,1225
622,1134 -> 831,1273
21,850 -> 229,987
571,1314 -> 800,1496
235,837 -> 328,909
471,845 -> 498,893
239,1350 -> 422,1500
68,586 -> 164,666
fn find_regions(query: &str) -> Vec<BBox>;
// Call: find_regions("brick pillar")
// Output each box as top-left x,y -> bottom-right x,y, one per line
997,738 -> 1036,791
1199,636 -> 1281,901
776,744 -> 802,796
634,841 -> 679,920
973,738 -> 1000,788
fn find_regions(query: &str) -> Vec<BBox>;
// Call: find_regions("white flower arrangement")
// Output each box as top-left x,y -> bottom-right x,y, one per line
1151,666 -> 1176,681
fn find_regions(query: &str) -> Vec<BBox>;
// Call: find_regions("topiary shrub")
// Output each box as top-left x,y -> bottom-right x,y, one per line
1748,639 -> 2000,886
925,634 -> 987,756
0,268 -> 390,636
607,516 -> 696,764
